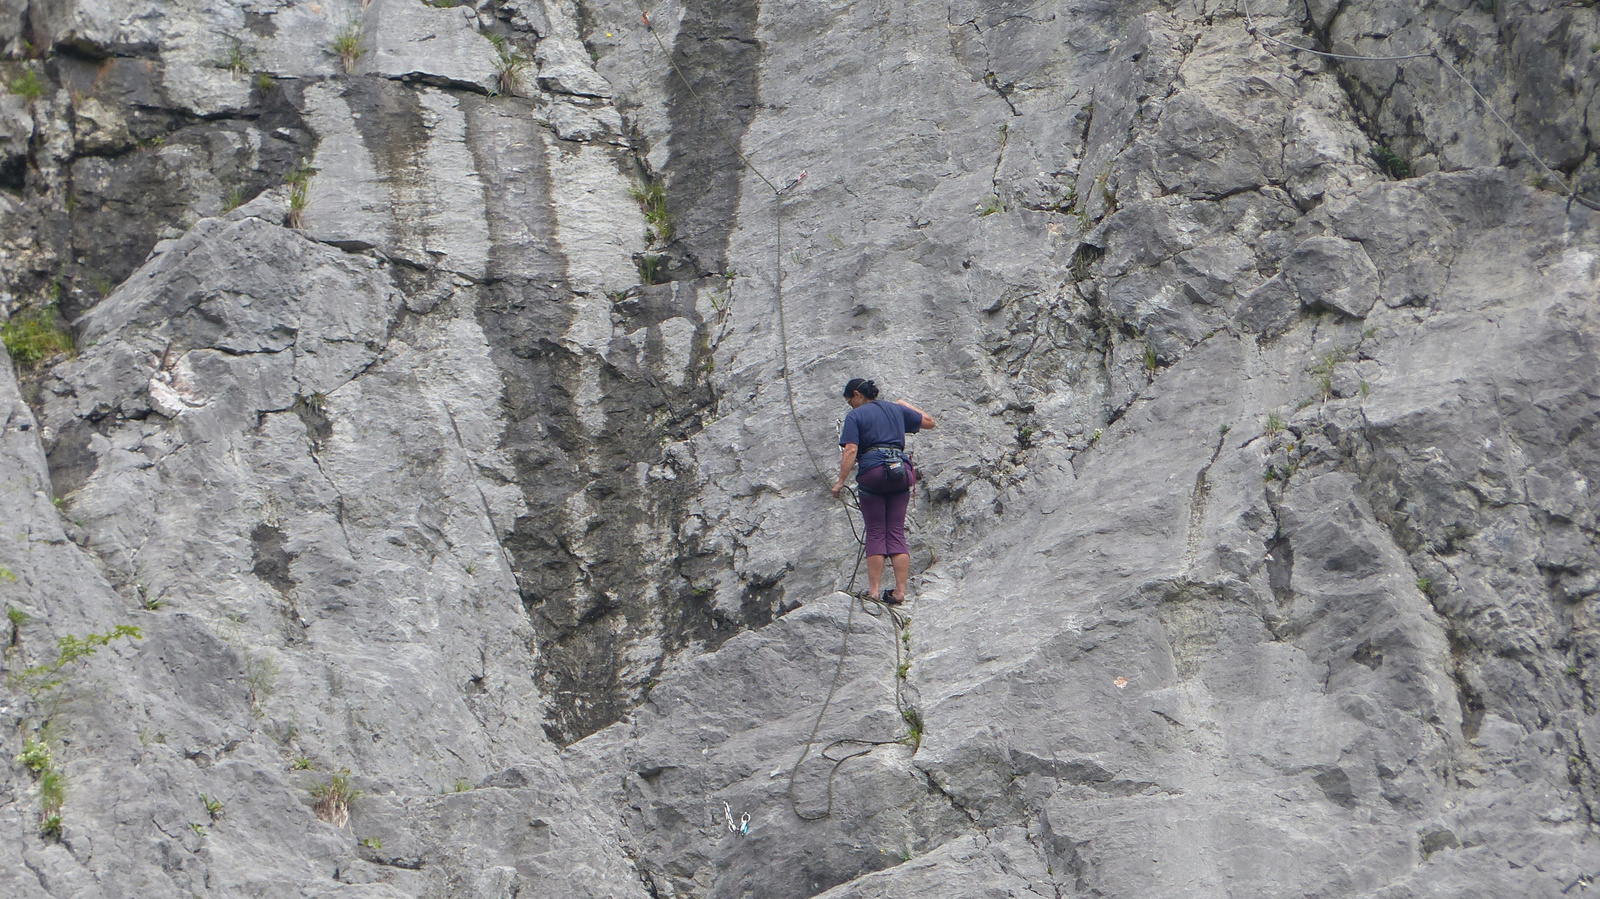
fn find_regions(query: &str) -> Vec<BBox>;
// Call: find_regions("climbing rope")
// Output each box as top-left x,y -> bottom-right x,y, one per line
633,1 -> 867,551
786,586 -> 916,821
1239,0 -> 1600,212
631,1 -> 923,824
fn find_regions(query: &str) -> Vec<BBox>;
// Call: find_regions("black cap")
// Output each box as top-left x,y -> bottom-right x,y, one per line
842,378 -> 871,398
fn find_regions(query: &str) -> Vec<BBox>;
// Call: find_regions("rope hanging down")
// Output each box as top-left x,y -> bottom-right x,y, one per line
633,2 -> 922,823
1239,0 -> 1600,212
786,589 -> 916,821
633,3 -> 867,549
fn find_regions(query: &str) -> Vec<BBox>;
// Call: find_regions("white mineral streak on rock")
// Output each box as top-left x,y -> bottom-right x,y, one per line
414,88 -> 491,279
145,354 -> 209,418
415,312 -> 529,540
300,81 -> 391,251
549,139 -> 643,433
145,376 -> 186,418
656,316 -> 696,387
547,142 -> 642,301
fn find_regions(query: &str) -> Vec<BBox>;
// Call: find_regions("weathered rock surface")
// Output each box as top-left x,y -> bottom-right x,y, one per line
1,0 -> 1597,896
357,0 -> 500,94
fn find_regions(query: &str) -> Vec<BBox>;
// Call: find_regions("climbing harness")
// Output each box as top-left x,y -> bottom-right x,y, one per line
633,1 -> 925,824
1239,0 -> 1600,213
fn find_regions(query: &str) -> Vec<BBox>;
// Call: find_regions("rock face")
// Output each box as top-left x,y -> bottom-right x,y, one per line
1,0 -> 1597,897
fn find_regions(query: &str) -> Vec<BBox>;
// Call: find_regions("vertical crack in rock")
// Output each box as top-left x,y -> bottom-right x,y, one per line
1180,430 -> 1227,573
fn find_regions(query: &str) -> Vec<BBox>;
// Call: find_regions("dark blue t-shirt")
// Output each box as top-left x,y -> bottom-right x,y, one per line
839,400 -> 922,471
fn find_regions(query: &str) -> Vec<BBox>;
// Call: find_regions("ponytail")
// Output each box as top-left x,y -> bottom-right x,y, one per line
842,377 -> 880,400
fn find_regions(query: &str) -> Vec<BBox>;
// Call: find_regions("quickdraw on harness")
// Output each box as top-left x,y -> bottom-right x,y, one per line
723,801 -> 750,835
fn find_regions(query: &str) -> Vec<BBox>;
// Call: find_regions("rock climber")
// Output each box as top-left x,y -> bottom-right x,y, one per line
830,378 -> 936,605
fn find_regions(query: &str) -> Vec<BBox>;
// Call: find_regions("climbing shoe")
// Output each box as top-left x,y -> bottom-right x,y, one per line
882,591 -> 903,606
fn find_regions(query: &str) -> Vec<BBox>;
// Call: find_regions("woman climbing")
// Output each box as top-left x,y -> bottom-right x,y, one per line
830,378 -> 936,605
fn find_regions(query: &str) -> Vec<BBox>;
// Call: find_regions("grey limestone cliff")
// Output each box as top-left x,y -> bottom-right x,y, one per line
1,0 -> 1598,896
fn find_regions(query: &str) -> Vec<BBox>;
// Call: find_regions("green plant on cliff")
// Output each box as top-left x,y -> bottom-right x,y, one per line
11,624 -> 143,705
17,736 -> 51,773
332,20 -> 364,74
201,794 -> 225,820
7,67 -> 42,101
1370,144 -> 1411,179
27,736 -> 66,838
3,305 -> 74,369
246,651 -> 278,716
901,706 -> 924,750
488,34 -> 531,97
1070,243 -> 1104,282
311,768 -> 361,829
220,35 -> 251,77
10,627 -> 139,841
6,605 -> 26,652
638,253 -> 667,285
39,765 -> 64,817
1309,348 -> 1347,399
286,166 -> 314,229
38,767 -> 64,815
628,179 -> 673,245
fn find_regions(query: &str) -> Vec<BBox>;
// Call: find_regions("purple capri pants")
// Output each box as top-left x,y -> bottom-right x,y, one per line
855,463 -> 916,557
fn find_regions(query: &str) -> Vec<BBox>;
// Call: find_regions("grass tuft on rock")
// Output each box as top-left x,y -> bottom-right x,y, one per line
488,34 -> 531,97
1370,144 -> 1411,179
7,67 -> 43,101
332,20 -> 364,73
286,166 -> 315,228
311,768 -> 361,829
628,179 -> 673,245
2,306 -> 74,369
